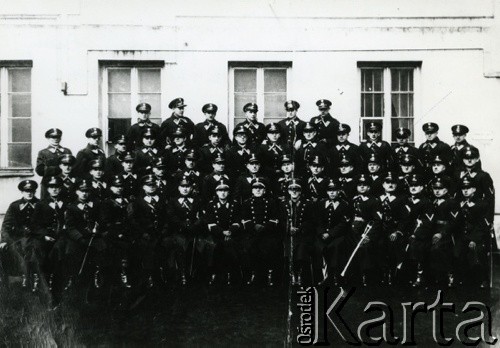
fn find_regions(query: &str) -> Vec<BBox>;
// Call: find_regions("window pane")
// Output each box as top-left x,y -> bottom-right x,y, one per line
374,94 -> 384,116
108,118 -> 131,142
9,118 -> 31,142
234,70 -> 257,93
391,69 -> 413,92
264,69 -> 286,93
9,94 -> 31,117
391,118 -> 414,142
361,94 -> 372,117
264,94 -> 286,119
8,144 -> 31,167
138,69 -> 161,93
9,69 -> 31,92
108,69 -> 131,93
108,94 -> 131,118
234,94 -> 257,118
362,69 -> 382,92
138,94 -> 161,117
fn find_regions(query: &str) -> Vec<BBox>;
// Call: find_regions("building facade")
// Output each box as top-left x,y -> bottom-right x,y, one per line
0,0 -> 499,219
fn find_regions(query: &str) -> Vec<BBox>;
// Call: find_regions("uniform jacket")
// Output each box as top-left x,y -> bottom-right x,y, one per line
310,113 -> 340,146
73,144 -> 106,178
203,199 -> 241,239
160,114 -> 195,145
100,196 -> 131,241
234,120 -> 266,146
35,146 -> 72,177
31,198 -> 67,239
418,138 -> 452,168
65,200 -> 101,243
277,117 -> 306,147
129,194 -> 168,239
0,198 -> 39,243
126,121 -> 161,150
314,198 -> 351,238
193,120 -> 230,148
359,140 -> 395,171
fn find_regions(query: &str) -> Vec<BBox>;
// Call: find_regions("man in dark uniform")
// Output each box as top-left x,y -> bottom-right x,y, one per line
171,149 -> 202,197
58,154 -> 78,202
277,100 -> 306,147
295,122 -> 329,178
134,127 -> 163,176
164,127 -> 191,175
398,154 -> 419,195
201,153 -> 232,204
240,178 -> 281,286
127,103 -> 161,150
304,155 -> 329,203
119,151 -> 139,202
226,125 -> 254,179
165,177 -> 203,285
0,180 -> 39,288
193,103 -> 230,148
330,123 -> 363,174
281,179 -> 314,286
203,179 -> 241,285
129,174 -> 168,288
105,135 -> 129,178
427,155 -> 456,197
310,99 -> 340,147
314,179 -> 351,286
275,154 -> 294,202
337,154 -> 358,201
234,153 -> 269,203
450,125 -> 478,170
152,157 -> 169,201
64,179 -> 105,289
36,128 -> 72,199
392,127 -> 420,166
234,103 -> 266,146
30,176 -> 67,296
100,175 -> 132,288
198,126 -> 226,174
88,159 -> 108,202
73,128 -> 106,178
418,122 -> 452,172
257,123 -> 290,181
366,153 -> 385,197
359,122 -> 395,171
160,98 -> 195,147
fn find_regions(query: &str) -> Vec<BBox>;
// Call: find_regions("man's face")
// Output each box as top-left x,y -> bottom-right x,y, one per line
153,167 -> 165,177
433,187 -> 448,198
303,130 -> 316,141
143,183 -> 157,195
368,163 -> 380,174
209,134 -> 221,146
462,187 -> 476,198
47,186 -> 61,198
216,188 -> 229,200
21,190 -> 35,201
425,132 -> 438,141
173,106 -> 184,117
178,184 -> 192,196
401,164 -> 414,174
432,163 -> 446,174
319,107 -> 330,116
122,160 -> 134,172
288,187 -> 301,200
286,109 -> 297,119
185,159 -> 195,169
453,134 -> 466,143
138,111 -> 150,122
463,158 -> 479,167
339,165 -> 353,175
48,136 -> 61,147
60,163 -> 72,175
357,184 -> 370,195
173,136 -> 185,146
76,189 -> 89,202
88,136 -> 100,146
213,162 -> 225,173
409,185 -> 423,195
247,162 -> 261,174
267,132 -> 280,143
143,136 -> 155,147
205,111 -> 216,122
90,169 -> 104,180
326,189 -> 339,200
396,137 -> 408,146
281,162 -> 293,174
110,185 -> 124,196
115,143 -> 127,153
309,164 -> 323,176
383,181 -> 397,193
235,133 -> 247,145
245,110 -> 257,122
367,131 -> 380,142
337,133 -> 348,143
252,186 -> 265,197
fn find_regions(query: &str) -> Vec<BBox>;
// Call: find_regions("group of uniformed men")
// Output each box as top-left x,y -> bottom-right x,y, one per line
0,96 -> 495,304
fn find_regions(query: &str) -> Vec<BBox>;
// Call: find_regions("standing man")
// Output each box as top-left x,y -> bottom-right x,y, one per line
105,135 -> 129,178
359,122 -> 395,171
392,127 -> 420,166
127,103 -> 161,150
160,98 -> 195,147
450,125 -> 478,170
73,128 -> 106,178
278,100 -> 306,147
234,103 -> 266,146
310,99 -> 340,147
418,122 -> 452,172
193,103 -> 230,148
330,123 -> 363,175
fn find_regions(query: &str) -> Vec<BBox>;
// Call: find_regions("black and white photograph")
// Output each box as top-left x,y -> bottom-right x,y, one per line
0,0 -> 499,346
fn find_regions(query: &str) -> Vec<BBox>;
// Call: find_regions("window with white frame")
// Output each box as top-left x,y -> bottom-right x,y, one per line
0,63 -> 32,168
359,62 -> 420,144
229,62 -> 291,130
100,61 -> 164,151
